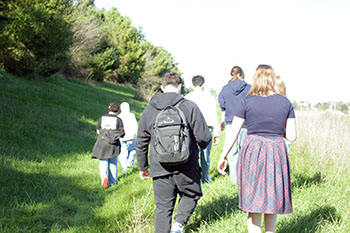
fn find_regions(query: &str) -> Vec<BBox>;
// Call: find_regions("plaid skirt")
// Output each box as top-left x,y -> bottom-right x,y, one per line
237,134 -> 293,214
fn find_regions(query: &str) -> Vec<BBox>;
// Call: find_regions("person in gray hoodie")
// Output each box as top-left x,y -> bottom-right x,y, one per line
136,71 -> 212,233
118,102 -> 138,173
218,66 -> 251,184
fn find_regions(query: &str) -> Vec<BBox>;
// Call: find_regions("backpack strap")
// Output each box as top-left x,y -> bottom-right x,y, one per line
174,98 -> 184,107
174,99 -> 188,125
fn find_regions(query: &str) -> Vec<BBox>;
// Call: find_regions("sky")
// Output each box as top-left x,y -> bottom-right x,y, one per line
94,0 -> 350,104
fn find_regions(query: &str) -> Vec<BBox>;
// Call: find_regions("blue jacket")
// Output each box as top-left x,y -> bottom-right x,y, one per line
218,80 -> 251,125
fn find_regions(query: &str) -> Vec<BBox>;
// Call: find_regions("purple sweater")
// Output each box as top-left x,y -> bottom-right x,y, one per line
234,94 -> 295,136
218,80 -> 251,124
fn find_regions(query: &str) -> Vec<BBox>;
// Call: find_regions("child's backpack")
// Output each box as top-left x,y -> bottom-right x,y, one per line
152,100 -> 190,166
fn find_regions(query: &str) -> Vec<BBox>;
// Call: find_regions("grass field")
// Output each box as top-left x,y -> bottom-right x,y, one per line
1,71 -> 349,232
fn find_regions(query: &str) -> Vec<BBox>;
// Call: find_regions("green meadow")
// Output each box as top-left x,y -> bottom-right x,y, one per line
1,71 -> 349,232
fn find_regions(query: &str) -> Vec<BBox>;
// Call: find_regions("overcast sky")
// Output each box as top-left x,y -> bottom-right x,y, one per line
95,0 -> 350,103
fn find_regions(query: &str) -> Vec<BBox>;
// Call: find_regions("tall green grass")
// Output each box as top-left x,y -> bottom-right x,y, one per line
1,71 -> 349,232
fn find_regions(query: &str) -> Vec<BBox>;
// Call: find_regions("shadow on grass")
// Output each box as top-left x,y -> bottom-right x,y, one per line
292,172 -> 323,189
0,163 -> 146,232
118,166 -> 139,179
0,165 -> 108,232
210,170 -> 224,182
186,194 -> 239,231
0,73 -> 149,232
278,205 -> 340,233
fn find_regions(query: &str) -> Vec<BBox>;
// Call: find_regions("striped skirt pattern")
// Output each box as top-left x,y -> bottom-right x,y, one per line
237,134 -> 293,214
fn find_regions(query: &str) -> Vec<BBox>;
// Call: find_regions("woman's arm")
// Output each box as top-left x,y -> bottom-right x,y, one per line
285,118 -> 296,142
220,111 -> 226,131
217,116 -> 245,175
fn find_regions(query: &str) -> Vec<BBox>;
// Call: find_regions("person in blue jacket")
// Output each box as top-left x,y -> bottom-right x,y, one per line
218,66 -> 251,184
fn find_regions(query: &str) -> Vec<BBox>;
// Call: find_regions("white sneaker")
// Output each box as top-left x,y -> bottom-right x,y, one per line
170,222 -> 184,233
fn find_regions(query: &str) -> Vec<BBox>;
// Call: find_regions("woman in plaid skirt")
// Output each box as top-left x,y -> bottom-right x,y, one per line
218,64 -> 296,233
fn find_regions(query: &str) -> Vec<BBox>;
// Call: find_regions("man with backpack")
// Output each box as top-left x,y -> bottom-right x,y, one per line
136,71 -> 212,233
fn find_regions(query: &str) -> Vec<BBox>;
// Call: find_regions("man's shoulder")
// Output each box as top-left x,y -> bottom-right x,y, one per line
185,90 -> 213,100
138,104 -> 152,119
184,91 -> 197,101
178,99 -> 205,124
180,98 -> 198,109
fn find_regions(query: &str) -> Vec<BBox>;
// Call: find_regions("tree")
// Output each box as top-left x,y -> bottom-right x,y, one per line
292,101 -> 298,110
336,102 -> 349,114
209,88 -> 217,98
103,8 -> 146,84
0,0 -> 73,78
135,41 -> 180,101
63,0 -> 120,81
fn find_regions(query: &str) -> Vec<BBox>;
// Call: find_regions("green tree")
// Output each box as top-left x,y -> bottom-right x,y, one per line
292,101 -> 298,110
103,8 -> 146,84
0,0 -> 73,78
135,41 -> 180,101
63,0 -> 120,81
208,88 -> 217,99
336,102 -> 349,114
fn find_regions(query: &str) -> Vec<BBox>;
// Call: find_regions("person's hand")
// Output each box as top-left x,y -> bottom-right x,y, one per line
220,122 -> 225,131
213,136 -> 220,146
140,170 -> 150,180
217,157 -> 228,175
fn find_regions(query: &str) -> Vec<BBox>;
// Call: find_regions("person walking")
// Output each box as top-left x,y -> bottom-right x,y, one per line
136,71 -> 212,233
92,103 -> 125,189
218,64 -> 296,233
118,102 -> 138,173
218,66 -> 251,184
185,75 -> 220,183
275,75 -> 291,153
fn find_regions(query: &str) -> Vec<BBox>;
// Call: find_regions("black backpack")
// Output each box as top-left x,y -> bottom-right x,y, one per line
152,100 -> 191,166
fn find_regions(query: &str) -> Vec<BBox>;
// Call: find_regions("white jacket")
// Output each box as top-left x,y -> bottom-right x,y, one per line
118,102 -> 138,141
185,89 -> 220,137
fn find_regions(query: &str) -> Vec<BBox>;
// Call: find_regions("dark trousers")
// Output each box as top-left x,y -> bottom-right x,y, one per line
153,167 -> 202,233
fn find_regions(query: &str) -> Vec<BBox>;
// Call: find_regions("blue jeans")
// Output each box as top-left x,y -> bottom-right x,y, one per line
225,124 -> 247,184
199,127 -> 213,183
119,138 -> 136,173
99,156 -> 118,185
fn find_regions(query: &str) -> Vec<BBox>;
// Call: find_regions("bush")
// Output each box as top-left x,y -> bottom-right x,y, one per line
0,0 -> 73,78
92,46 -> 120,82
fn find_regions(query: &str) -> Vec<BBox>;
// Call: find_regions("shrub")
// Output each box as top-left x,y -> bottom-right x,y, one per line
0,0 -> 73,78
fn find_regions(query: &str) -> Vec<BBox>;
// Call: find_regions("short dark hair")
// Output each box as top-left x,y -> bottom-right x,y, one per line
162,71 -> 182,88
230,66 -> 245,80
192,75 -> 205,87
108,103 -> 119,113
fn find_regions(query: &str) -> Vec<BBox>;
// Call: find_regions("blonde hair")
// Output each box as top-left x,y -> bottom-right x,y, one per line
276,75 -> 287,96
248,64 -> 277,96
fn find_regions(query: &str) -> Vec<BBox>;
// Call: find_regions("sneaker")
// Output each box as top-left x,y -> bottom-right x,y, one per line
102,177 -> 108,189
170,222 -> 184,233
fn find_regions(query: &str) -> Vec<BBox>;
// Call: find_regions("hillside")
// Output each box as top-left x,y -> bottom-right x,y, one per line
1,71 -> 349,233
0,72 -> 150,232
